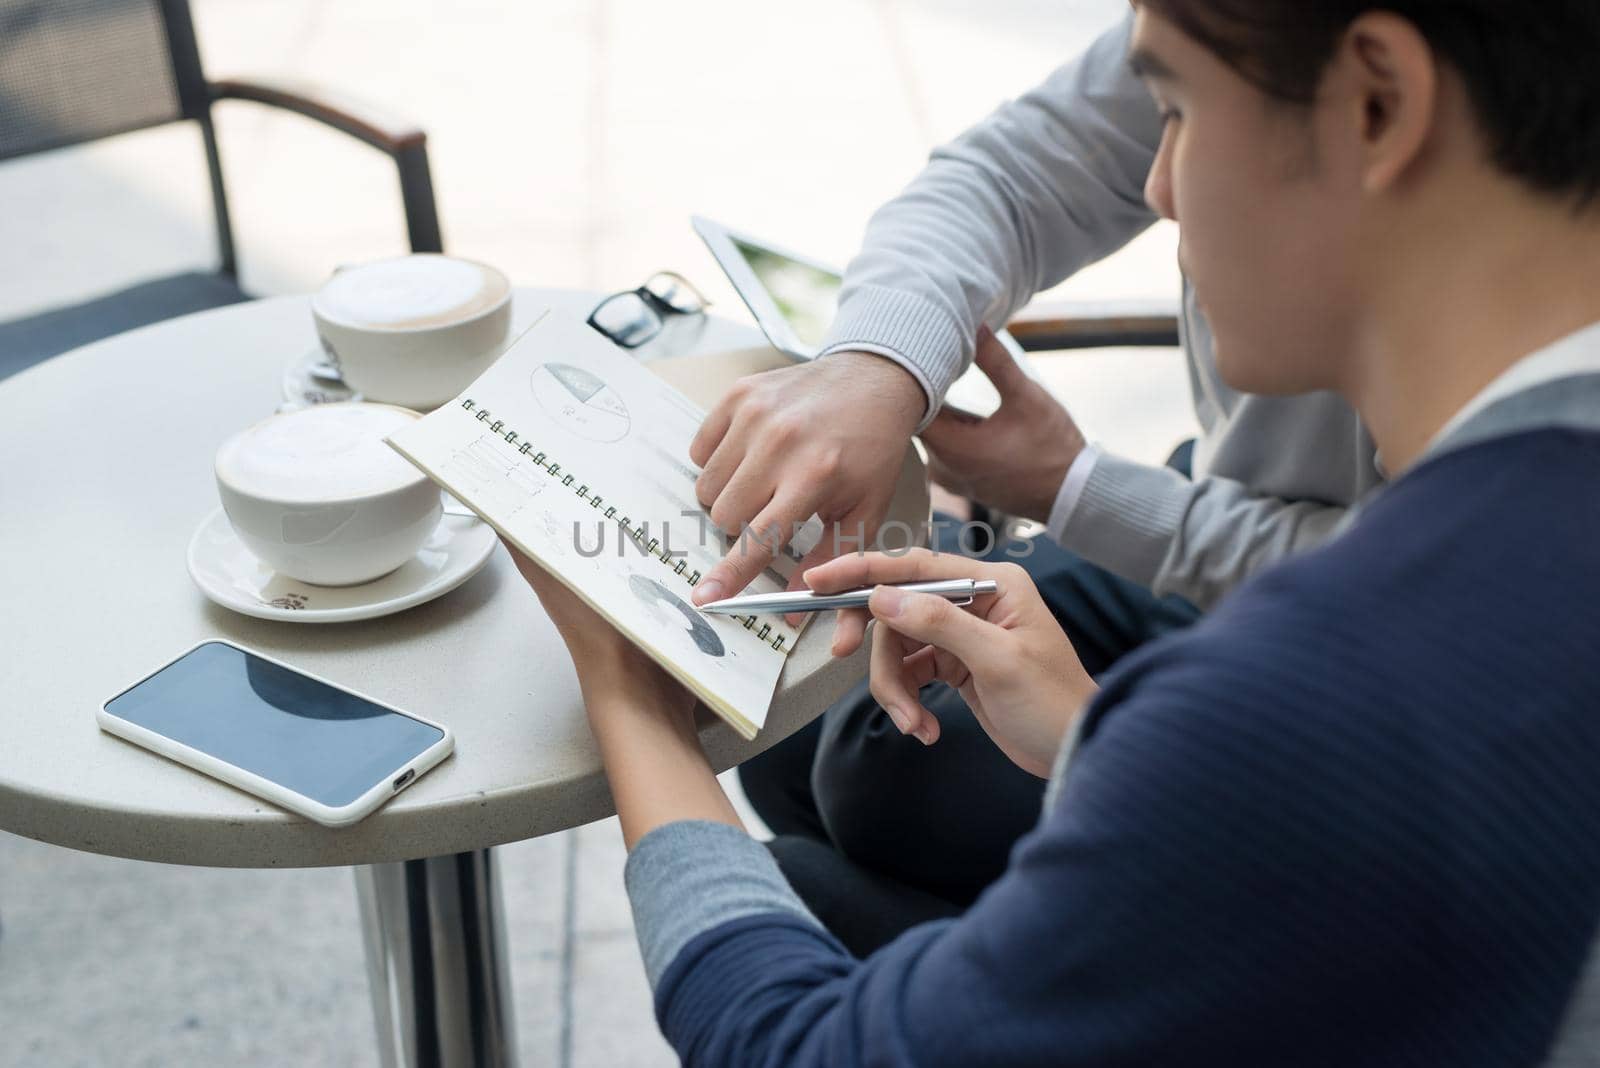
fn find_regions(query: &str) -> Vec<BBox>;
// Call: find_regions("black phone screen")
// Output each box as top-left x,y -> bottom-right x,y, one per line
104,641 -> 446,808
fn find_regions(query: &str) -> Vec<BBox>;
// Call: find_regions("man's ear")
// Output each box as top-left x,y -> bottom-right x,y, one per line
1339,13 -> 1438,194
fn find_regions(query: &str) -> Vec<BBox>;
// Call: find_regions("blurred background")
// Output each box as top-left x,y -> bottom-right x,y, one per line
0,1 -> 1195,1064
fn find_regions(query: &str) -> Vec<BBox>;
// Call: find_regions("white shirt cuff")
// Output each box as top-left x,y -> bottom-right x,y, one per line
1046,443 -> 1103,543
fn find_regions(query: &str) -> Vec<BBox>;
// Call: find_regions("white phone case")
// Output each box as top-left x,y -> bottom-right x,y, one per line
97,638 -> 455,828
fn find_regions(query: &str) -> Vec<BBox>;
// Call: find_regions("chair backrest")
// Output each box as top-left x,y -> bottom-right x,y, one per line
0,0 -> 209,162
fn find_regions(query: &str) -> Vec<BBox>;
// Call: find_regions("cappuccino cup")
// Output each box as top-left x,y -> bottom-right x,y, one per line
215,403 -> 441,586
312,254 -> 512,410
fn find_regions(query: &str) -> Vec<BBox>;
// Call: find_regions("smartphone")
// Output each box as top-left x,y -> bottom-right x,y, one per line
98,639 -> 455,828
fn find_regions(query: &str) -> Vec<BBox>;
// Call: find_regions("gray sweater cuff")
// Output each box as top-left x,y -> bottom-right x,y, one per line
624,820 -> 821,990
1058,450 -> 1194,589
819,283 -> 969,431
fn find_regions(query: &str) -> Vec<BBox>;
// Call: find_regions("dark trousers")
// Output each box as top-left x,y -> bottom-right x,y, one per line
741,449 -> 1200,955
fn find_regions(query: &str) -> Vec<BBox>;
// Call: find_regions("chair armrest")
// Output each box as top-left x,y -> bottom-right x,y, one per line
208,78 -> 443,253
209,78 -> 422,153
1005,298 -> 1182,351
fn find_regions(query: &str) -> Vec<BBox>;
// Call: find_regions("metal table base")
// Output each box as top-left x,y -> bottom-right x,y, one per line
356,848 -> 517,1067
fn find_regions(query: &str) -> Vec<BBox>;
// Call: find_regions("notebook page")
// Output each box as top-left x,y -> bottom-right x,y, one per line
386,307 -> 812,739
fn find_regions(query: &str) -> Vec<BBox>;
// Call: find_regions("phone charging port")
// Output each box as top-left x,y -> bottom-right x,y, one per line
393,768 -> 416,791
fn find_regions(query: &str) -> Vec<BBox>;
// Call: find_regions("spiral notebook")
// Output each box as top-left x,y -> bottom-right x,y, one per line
385,307 -> 815,739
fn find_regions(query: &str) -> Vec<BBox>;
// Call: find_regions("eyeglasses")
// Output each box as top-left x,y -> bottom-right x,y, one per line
587,271 -> 711,349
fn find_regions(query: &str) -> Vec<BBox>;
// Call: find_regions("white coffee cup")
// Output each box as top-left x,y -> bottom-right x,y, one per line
312,254 -> 513,410
215,403 -> 441,586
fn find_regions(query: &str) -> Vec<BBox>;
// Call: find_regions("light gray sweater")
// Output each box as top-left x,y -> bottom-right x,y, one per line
817,14 -> 1383,609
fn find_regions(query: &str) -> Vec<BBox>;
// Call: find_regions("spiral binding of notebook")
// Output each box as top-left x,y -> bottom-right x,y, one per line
460,398 -> 791,654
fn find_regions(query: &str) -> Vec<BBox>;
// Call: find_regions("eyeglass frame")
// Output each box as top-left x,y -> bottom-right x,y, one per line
586,270 -> 712,349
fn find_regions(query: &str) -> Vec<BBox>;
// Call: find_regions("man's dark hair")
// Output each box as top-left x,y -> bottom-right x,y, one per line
1139,1 -> 1600,204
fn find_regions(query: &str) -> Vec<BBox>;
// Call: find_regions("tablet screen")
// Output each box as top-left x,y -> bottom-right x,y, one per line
731,238 -> 841,349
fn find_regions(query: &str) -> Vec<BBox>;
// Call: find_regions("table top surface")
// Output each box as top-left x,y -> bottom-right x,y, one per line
0,288 -> 927,868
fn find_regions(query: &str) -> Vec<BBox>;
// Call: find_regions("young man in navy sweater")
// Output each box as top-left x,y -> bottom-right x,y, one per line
510,1 -> 1600,1062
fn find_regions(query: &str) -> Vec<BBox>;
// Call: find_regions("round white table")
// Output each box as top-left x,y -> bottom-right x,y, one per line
0,288 -> 928,1066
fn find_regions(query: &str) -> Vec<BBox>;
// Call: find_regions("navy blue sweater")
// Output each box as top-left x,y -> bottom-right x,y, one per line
652,428 -> 1600,1066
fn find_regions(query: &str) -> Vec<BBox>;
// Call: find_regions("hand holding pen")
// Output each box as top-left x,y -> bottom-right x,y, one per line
782,549 -> 1099,777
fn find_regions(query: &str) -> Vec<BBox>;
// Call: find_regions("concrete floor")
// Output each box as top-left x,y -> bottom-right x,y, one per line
0,1 -> 1196,1064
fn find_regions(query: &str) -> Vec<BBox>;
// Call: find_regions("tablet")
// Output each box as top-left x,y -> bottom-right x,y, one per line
692,215 -> 1028,418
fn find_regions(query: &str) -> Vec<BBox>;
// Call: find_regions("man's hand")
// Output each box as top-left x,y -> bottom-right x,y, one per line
688,351 -> 925,604
921,327 -> 1088,523
807,548 -> 1098,778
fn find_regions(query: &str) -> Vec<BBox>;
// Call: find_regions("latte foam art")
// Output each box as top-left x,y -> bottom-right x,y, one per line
314,255 -> 508,330
217,404 -> 425,502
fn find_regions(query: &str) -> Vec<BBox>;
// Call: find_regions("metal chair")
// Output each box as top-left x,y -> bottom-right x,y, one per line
0,0 -> 444,380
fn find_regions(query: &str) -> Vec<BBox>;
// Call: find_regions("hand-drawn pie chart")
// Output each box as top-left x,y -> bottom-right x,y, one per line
629,574 -> 725,658
530,362 -> 631,442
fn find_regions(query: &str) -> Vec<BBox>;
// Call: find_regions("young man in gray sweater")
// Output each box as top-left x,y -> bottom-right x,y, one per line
687,11 -> 1382,947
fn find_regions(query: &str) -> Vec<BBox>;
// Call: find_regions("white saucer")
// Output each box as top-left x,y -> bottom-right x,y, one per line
282,348 -> 362,406
187,507 -> 498,623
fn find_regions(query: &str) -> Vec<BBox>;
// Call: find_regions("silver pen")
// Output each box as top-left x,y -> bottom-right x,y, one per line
698,578 -> 1001,617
